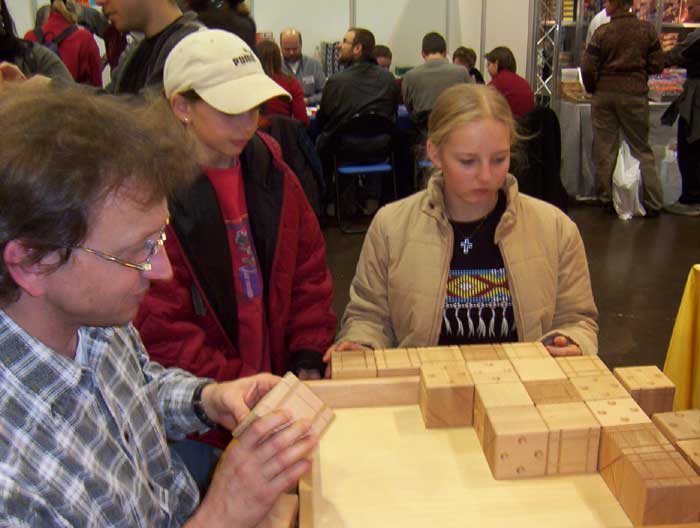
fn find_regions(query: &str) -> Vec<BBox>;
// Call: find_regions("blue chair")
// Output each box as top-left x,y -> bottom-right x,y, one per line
332,112 -> 398,234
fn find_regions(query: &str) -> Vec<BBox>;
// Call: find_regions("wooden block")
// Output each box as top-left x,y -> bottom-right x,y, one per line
616,448 -> 700,525
586,398 -> 652,429
306,377 -> 419,409
613,365 -> 675,417
374,348 -> 422,377
502,341 -> 550,360
481,405 -> 549,479
537,402 -> 600,475
413,346 -> 463,364
258,494 -> 299,528
331,349 -> 377,380
510,357 -> 566,382
418,363 -> 474,428
599,423 -> 674,496
652,410 -> 700,445
466,359 -> 519,384
677,439 -> 700,475
570,372 -> 629,401
459,343 -> 508,362
474,381 -> 533,445
524,379 -> 582,406
556,355 -> 610,378
233,372 -> 334,439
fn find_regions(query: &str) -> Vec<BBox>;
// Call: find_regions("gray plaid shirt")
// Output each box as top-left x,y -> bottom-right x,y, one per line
0,310 -> 208,527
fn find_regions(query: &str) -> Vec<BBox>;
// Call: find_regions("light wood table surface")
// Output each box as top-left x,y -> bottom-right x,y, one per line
302,404 -> 634,527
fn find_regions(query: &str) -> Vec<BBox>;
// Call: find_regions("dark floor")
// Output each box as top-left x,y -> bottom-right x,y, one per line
323,202 -> 699,371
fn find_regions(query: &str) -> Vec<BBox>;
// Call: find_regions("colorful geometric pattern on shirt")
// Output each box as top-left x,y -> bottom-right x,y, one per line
0,310 -> 205,526
442,268 -> 517,342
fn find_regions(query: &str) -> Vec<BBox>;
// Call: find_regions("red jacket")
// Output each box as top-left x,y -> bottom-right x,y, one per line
265,73 -> 310,127
135,133 -> 335,446
25,11 -> 102,86
489,70 -> 535,119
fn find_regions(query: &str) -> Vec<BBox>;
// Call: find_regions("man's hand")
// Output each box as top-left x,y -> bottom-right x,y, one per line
0,62 -> 27,83
545,335 -> 583,357
187,410 -> 318,528
322,341 -> 369,378
200,373 -> 281,431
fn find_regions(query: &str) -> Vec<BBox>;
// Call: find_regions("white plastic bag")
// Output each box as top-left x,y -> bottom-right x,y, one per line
612,140 -> 646,220
659,144 -> 682,206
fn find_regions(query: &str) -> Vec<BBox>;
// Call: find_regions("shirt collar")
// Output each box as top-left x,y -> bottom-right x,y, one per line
0,309 -> 92,403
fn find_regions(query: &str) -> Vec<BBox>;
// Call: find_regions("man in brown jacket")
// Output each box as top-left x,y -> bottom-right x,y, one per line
581,0 -> 664,216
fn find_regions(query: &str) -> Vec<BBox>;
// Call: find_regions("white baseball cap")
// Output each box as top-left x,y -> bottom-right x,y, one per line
164,29 -> 290,114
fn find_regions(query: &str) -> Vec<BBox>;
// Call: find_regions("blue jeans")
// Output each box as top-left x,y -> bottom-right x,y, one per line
169,439 -> 221,495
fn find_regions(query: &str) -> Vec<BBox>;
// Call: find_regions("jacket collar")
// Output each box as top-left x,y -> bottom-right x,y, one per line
422,172 -> 520,241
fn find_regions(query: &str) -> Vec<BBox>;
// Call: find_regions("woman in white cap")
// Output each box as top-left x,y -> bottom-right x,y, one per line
134,29 -> 336,488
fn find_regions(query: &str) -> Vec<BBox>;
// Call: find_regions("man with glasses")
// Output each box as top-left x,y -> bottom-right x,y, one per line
0,85 -> 318,526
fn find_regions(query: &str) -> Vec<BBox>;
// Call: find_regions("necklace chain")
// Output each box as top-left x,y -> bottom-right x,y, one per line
451,213 -> 490,255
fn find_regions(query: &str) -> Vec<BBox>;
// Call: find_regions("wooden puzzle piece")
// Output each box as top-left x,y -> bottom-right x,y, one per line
598,423 -> 672,476
474,381 -> 533,444
466,359 -> 519,384
586,398 -> 652,429
331,349 -> 377,380
570,372 -> 630,401
652,409 -> 700,445
481,405 -> 549,479
418,363 -> 474,428
510,357 -> 567,382
556,355 -> 610,378
412,346 -> 463,364
615,448 -> 700,526
537,402 -> 600,475
459,343 -> 508,362
676,439 -> 700,475
502,342 -> 550,360
374,348 -> 422,377
613,365 -> 675,417
524,379 -> 582,406
232,372 -> 334,439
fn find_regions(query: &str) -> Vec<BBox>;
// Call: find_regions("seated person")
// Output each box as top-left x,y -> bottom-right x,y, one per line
374,44 -> 404,103
453,45 -> 485,84
0,0 -> 72,83
135,30 -> 335,469
0,83 -> 317,526
401,32 -> 472,124
485,46 -> 535,119
280,27 -> 326,106
257,39 -> 310,127
324,84 -> 598,370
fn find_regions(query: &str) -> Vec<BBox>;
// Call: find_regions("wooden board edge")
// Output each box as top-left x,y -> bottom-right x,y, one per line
298,449 -> 320,528
257,493 -> 298,528
305,376 -> 420,409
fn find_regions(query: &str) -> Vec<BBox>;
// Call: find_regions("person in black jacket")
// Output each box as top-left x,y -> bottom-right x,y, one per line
188,0 -> 256,51
315,27 -> 399,214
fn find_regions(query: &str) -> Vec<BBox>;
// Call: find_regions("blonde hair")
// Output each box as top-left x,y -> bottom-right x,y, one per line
51,0 -> 78,25
427,84 -> 521,150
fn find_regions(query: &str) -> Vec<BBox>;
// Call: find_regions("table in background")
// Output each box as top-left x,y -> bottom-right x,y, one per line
556,100 -> 681,203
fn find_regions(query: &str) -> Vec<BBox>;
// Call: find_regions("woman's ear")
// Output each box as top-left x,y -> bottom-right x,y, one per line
426,139 -> 442,170
170,94 -> 192,125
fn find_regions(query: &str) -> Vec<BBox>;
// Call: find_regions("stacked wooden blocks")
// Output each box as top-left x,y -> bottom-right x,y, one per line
598,423 -> 700,525
331,349 -> 376,380
329,343 -> 698,524
613,365 -> 675,417
418,362 -> 474,428
233,372 -> 334,439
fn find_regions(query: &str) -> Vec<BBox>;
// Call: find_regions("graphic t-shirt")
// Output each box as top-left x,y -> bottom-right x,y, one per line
205,163 -> 269,371
439,191 -> 518,345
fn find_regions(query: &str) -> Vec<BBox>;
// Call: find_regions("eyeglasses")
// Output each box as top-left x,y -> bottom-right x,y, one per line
73,221 -> 169,272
